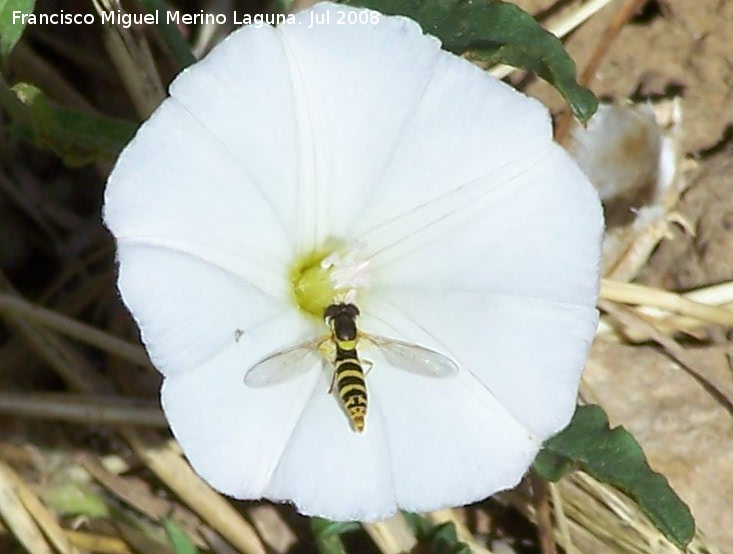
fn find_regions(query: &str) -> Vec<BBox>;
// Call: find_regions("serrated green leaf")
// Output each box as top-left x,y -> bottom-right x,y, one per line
11,82 -> 137,165
534,405 -> 696,549
0,0 -> 35,59
341,0 -> 597,123
162,518 -> 199,554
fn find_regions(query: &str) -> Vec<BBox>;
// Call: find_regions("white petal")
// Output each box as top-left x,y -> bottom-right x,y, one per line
266,371 -> 396,521
368,147 -> 603,307
363,288 -> 597,439
166,24 -> 301,242
368,361 -> 538,512
277,4 -> 443,249
104,100 -> 292,297
117,244 -> 311,376
161,314 -> 321,497
354,27 -> 554,243
104,1 -> 603,522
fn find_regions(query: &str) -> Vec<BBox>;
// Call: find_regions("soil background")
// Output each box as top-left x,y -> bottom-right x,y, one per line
517,0 -> 733,548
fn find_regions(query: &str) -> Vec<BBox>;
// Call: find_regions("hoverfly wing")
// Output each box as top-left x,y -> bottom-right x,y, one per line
366,335 -> 459,378
244,339 -> 324,387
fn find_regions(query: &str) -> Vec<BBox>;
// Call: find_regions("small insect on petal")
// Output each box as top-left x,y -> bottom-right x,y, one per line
104,2 -> 603,521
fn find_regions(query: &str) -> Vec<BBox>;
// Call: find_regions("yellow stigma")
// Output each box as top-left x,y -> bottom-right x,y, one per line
290,240 -> 371,318
290,247 -> 338,318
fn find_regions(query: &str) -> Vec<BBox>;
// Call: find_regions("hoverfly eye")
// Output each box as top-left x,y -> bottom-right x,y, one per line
324,304 -> 339,321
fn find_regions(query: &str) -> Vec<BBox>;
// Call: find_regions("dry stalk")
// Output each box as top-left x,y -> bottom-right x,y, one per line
600,279 -> 733,327
599,299 -> 733,417
123,430 -> 268,554
362,514 -> 417,554
531,472 -> 557,554
0,392 -> 166,427
0,294 -> 150,366
198,526 -> 242,554
90,0 -> 166,118
561,473 -> 720,554
246,505 -> 297,553
0,169 -> 63,250
0,267 -> 267,553
79,453 -> 191,526
1,462 -> 83,554
0,270 -> 115,394
598,280 -> 733,341
65,529 -> 134,553
0,460 -> 54,554
503,471 -> 719,554
548,483 -> 575,554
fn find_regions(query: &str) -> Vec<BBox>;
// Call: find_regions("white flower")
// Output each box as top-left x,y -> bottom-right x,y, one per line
103,2 -> 603,522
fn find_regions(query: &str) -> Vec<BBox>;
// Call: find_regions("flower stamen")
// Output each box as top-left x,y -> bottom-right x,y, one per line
291,241 -> 371,317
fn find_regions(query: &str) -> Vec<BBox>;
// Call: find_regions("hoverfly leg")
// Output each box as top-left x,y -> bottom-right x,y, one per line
319,337 -> 338,394
327,370 -> 337,394
362,359 -> 374,375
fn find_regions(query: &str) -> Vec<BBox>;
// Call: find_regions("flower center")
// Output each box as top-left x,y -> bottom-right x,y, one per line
290,241 -> 370,318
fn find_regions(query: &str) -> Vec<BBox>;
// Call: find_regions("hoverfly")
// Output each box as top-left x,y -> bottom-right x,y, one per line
244,302 -> 458,433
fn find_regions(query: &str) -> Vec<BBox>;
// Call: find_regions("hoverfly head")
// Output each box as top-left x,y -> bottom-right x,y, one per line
324,303 -> 360,341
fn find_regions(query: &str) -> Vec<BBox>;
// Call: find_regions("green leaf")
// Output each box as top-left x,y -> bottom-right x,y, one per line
402,511 -> 432,537
11,82 -> 137,165
534,405 -> 696,549
430,523 -> 471,554
0,0 -> 35,59
403,513 -> 471,554
311,517 -> 359,554
162,518 -> 199,554
340,0 -> 597,123
272,0 -> 296,15
43,482 -> 110,518
315,518 -> 361,537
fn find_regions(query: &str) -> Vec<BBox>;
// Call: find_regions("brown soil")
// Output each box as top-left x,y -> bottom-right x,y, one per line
517,0 -> 733,547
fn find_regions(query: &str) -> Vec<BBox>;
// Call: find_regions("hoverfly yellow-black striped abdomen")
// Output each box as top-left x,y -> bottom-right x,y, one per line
244,302 -> 459,433
325,303 -> 368,433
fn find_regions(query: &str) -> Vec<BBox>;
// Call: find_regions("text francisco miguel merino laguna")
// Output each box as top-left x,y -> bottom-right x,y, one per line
13,10 -> 296,28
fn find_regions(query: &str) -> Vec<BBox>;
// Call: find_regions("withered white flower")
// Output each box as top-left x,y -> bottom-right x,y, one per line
104,2 -> 603,521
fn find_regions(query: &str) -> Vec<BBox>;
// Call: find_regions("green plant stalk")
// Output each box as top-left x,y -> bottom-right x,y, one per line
311,518 -> 348,554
